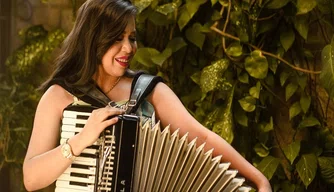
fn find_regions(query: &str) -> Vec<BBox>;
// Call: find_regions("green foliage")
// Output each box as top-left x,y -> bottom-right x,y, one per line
132,0 -> 334,191
0,25 -> 65,182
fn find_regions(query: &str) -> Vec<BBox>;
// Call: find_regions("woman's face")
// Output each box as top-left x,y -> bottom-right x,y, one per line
99,17 -> 137,78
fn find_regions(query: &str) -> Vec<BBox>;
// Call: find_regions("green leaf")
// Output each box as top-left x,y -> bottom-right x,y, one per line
280,71 -> 290,86
200,59 -> 230,93
296,0 -> 317,15
238,72 -> 249,84
298,116 -> 321,129
297,75 -> 308,90
283,141 -> 301,164
249,81 -> 261,99
320,36 -> 334,98
133,0 -> 154,13
185,23 -> 206,49
280,28 -> 295,51
257,156 -> 280,180
133,48 -> 160,67
296,154 -> 317,188
166,37 -> 187,53
178,1 -> 206,30
281,181 -> 296,192
234,107 -> 248,127
266,0 -> 291,9
293,16 -> 309,40
155,2 -> 178,15
289,101 -> 302,120
191,71 -> 201,85
300,93 -> 311,113
238,96 -> 256,112
254,143 -> 270,157
226,42 -> 243,57
245,50 -> 269,79
318,157 -> 334,183
151,48 -> 172,66
212,87 -> 235,144
286,82 -> 298,101
263,117 -> 274,132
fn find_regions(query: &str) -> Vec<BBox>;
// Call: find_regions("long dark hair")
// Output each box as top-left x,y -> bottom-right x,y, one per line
41,0 -> 137,91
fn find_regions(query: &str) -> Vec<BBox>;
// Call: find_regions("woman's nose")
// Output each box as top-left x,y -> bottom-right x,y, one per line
122,39 -> 133,53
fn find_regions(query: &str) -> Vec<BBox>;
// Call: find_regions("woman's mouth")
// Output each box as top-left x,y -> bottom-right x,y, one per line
115,57 -> 130,67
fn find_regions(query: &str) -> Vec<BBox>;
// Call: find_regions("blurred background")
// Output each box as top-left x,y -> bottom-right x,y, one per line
1,0 -> 334,191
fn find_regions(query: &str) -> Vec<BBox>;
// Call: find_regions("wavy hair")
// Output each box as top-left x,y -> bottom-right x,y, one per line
41,0 -> 137,91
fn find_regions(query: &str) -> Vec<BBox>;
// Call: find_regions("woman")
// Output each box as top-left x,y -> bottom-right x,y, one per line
23,0 -> 272,191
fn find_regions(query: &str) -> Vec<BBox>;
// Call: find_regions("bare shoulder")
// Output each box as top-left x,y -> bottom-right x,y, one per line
37,84 -> 74,116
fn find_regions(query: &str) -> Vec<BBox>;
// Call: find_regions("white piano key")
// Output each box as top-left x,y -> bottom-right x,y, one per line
61,124 -> 83,133
57,173 -> 95,184
62,118 -> 87,125
63,167 -> 96,175
56,180 -> 95,192
63,110 -> 91,118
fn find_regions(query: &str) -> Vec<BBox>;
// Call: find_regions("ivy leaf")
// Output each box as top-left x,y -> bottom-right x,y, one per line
283,141 -> 301,164
238,72 -> 249,84
320,36 -> 334,98
133,47 -> 160,67
289,101 -> 302,120
293,15 -> 309,40
249,81 -> 261,99
245,50 -> 269,79
296,0 -> 317,15
297,75 -> 308,90
151,48 -> 172,66
263,117 -> 274,132
190,71 -> 201,85
266,0 -> 291,9
212,86 -> 235,144
178,0 -> 206,30
203,108 -> 219,128
226,42 -> 243,57
254,143 -> 270,157
280,71 -> 290,86
257,156 -> 280,180
133,0 -> 154,13
234,107 -> 248,127
300,93 -> 311,113
185,23 -> 206,50
286,82 -> 298,101
280,27 -> 295,51
155,2 -> 179,15
238,96 -> 256,112
298,116 -> 321,129
318,157 -> 334,183
296,154 -> 317,188
166,37 -> 187,53
200,59 -> 229,93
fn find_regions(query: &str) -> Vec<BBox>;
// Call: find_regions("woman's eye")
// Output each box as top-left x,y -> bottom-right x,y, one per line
116,37 -> 123,41
130,37 -> 137,42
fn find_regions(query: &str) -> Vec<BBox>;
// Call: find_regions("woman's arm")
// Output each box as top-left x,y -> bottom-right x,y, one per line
148,82 -> 272,192
23,85 -> 123,191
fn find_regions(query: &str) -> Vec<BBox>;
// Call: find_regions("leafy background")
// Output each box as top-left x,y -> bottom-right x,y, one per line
1,0 -> 334,191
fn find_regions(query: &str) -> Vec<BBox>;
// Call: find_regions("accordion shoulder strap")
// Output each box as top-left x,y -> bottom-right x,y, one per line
126,73 -> 163,114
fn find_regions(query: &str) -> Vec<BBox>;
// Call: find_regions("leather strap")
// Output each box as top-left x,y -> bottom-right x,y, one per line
126,74 -> 163,114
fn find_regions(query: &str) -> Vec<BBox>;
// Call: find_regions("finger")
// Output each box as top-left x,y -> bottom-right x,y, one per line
101,117 -> 119,128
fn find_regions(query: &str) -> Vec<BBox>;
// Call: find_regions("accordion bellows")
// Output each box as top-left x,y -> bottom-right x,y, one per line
55,106 -> 253,192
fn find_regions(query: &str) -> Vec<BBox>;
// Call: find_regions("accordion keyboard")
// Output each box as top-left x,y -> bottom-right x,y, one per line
55,105 -> 139,192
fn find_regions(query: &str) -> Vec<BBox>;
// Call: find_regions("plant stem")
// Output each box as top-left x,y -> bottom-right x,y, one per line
210,25 -> 322,74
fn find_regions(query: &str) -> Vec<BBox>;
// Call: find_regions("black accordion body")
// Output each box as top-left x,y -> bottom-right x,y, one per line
55,105 -> 253,192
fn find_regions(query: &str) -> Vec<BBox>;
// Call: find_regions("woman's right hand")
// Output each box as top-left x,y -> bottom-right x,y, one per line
77,106 -> 125,148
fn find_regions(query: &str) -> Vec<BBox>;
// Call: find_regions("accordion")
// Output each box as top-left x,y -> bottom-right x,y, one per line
55,105 -> 253,192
